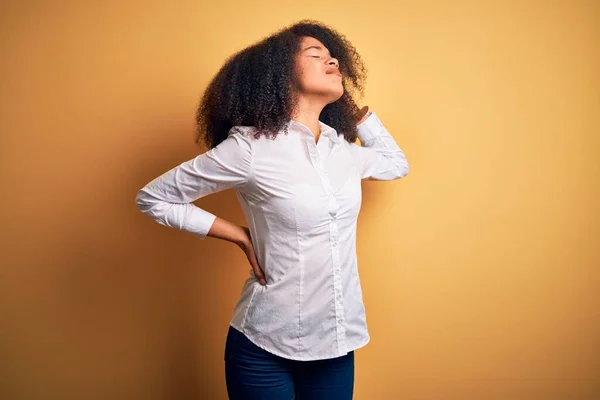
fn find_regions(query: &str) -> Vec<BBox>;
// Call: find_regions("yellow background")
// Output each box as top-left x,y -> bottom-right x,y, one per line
1,0 -> 598,399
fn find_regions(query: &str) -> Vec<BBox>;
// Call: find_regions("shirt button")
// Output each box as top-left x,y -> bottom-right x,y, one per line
335,269 -> 340,274
338,318 -> 344,325
336,294 -> 341,300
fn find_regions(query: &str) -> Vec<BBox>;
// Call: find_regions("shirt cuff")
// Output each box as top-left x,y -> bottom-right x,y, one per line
183,206 -> 217,239
356,110 -> 380,144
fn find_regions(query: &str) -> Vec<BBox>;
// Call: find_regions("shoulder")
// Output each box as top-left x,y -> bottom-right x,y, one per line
209,126 -> 256,158
228,125 -> 257,138
228,125 -> 263,145
337,133 -> 361,152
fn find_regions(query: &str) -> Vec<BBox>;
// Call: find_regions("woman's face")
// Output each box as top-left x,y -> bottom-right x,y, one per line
293,36 -> 344,104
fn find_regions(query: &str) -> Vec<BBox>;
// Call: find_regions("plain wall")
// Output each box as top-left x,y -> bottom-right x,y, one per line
1,0 -> 598,399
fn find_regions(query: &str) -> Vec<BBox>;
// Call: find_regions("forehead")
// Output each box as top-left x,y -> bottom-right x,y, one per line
300,36 -> 330,54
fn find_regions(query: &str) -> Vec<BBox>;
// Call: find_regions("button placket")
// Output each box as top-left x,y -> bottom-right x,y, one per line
305,130 -> 348,355
328,192 -> 345,355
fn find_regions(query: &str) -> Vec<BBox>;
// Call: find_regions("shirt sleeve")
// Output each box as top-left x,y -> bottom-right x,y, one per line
135,128 -> 253,239
353,111 -> 410,181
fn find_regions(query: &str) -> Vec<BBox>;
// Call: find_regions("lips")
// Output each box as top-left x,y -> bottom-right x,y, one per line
327,71 -> 342,78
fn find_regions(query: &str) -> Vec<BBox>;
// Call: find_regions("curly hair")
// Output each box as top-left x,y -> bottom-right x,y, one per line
194,19 -> 368,150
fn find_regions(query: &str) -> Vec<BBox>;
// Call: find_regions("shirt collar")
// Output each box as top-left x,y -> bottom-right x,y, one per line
286,119 -> 340,144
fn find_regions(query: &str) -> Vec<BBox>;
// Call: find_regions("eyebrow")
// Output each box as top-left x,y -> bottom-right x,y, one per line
302,45 -> 331,57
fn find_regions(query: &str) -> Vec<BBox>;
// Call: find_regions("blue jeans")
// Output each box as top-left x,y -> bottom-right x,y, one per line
224,325 -> 355,399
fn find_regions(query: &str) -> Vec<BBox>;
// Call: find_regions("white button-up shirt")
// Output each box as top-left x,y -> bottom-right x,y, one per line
135,111 -> 409,361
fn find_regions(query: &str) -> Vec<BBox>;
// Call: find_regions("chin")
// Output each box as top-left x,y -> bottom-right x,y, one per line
308,85 -> 343,102
330,88 -> 344,102
325,85 -> 344,100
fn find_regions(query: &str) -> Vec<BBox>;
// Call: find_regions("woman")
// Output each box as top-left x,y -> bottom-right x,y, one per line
136,19 -> 409,400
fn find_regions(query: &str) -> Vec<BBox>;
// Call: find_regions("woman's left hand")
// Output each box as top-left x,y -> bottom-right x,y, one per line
355,105 -> 370,125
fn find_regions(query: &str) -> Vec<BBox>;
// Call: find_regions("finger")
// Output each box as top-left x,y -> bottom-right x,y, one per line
248,251 -> 267,285
253,265 -> 267,286
355,105 -> 369,124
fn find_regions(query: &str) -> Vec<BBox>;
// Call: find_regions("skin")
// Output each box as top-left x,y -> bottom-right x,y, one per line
290,36 -> 344,144
207,36 -> 370,286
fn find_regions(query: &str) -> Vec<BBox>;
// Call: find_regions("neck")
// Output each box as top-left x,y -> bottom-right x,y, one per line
290,96 -> 327,139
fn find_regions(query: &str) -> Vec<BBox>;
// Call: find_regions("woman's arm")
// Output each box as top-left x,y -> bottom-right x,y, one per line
353,109 -> 410,181
135,129 -> 267,285
206,217 -> 267,285
135,129 -> 253,241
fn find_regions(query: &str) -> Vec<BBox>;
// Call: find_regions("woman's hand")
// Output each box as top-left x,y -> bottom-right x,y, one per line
237,226 -> 267,286
205,218 -> 267,286
355,105 -> 370,125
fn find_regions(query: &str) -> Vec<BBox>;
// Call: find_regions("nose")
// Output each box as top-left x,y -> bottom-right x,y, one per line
328,58 -> 339,69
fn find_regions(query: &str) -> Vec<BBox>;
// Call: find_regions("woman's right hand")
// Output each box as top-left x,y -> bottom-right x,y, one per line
204,217 -> 267,286
238,226 -> 267,286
